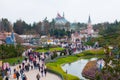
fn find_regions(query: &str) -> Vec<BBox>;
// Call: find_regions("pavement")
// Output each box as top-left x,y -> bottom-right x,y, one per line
3,55 -> 62,80
3,64 -> 62,80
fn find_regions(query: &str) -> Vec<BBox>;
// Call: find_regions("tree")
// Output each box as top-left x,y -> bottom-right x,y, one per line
13,20 -> 25,34
65,22 -> 70,31
34,22 -> 42,35
0,18 -> 12,32
0,44 -> 24,59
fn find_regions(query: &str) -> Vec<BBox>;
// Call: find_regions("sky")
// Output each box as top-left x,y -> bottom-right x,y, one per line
0,0 -> 120,24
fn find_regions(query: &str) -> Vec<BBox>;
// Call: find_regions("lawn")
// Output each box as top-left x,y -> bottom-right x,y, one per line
36,47 -> 65,53
2,57 -> 24,65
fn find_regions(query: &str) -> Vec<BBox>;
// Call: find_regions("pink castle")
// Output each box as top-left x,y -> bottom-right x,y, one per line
87,15 -> 94,35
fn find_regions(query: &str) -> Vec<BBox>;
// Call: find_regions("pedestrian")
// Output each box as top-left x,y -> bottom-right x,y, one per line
20,68 -> 24,75
22,73 -> 27,80
16,71 -> 20,80
41,69 -> 43,77
66,69 -> 67,74
31,65 -> 33,70
44,68 -> 47,76
1,70 -> 5,78
38,64 -> 40,72
13,72 -> 16,79
5,76 -> 9,80
36,73 -> 40,80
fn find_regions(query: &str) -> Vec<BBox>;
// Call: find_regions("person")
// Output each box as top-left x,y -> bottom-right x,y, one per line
1,70 -> 5,78
20,68 -> 24,75
16,71 -> 20,80
41,69 -> 43,77
38,64 -> 40,72
36,73 -> 40,80
13,72 -> 16,79
22,73 -> 27,80
44,69 -> 47,76
44,66 -> 47,76
66,69 -> 67,74
5,76 -> 9,80
5,73 -> 9,80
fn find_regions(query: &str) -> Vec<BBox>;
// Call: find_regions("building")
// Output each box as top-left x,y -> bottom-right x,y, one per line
79,15 -> 94,35
71,31 -> 81,42
87,15 -> 94,36
5,32 -> 16,44
71,15 -> 97,42
0,32 -> 24,45
54,13 -> 69,31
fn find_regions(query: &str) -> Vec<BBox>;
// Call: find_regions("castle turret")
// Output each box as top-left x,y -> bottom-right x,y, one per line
87,15 -> 94,35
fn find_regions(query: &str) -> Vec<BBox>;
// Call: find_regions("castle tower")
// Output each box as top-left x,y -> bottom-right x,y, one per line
87,15 -> 94,35
63,12 -> 64,18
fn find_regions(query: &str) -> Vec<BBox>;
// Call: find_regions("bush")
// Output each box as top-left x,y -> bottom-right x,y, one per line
82,49 -> 104,55
76,53 -> 85,57
0,44 -> 24,59
51,52 -> 58,59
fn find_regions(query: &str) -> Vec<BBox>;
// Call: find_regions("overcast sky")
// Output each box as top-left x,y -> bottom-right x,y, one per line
0,0 -> 120,24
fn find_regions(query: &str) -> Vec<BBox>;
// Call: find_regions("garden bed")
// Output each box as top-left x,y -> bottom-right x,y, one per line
82,60 -> 98,79
82,60 -> 120,80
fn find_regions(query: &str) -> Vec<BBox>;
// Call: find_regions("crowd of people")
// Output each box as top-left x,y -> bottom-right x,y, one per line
61,42 -> 94,54
2,48 -> 47,80
1,41 -> 98,80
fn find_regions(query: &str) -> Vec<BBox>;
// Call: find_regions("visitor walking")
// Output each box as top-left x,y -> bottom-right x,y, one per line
5,76 -> 9,80
22,73 -> 27,80
36,73 -> 40,80
16,71 -> 20,80
44,66 -> 47,76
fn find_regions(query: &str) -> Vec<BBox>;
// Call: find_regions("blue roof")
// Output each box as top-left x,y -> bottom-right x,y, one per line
55,17 -> 68,25
5,32 -> 15,44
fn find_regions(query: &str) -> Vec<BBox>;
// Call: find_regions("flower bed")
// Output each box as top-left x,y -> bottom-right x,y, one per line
82,60 -> 120,80
82,60 -> 98,79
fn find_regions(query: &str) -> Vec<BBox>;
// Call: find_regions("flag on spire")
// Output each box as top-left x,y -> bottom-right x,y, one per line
57,13 -> 62,18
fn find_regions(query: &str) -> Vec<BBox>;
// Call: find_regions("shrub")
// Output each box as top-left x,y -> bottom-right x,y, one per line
82,48 -> 104,55
0,44 -> 24,59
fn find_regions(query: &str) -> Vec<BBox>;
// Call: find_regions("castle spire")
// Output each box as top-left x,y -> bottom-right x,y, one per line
88,15 -> 91,24
63,12 -> 64,18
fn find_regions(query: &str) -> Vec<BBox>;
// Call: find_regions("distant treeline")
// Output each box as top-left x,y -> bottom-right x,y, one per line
0,18 -> 86,38
0,18 -> 120,39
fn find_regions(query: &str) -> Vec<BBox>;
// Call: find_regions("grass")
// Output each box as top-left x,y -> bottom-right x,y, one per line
76,48 -> 104,57
46,48 -> 105,80
36,47 -> 65,53
2,57 -> 24,65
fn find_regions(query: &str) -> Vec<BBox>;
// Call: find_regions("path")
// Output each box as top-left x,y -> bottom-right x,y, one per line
3,64 -> 62,80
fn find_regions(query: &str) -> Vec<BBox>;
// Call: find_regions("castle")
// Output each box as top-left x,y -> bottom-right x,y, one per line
71,15 -> 95,42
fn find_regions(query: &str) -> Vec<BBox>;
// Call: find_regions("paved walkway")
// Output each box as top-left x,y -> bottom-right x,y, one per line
3,54 -> 62,80
3,65 -> 62,80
